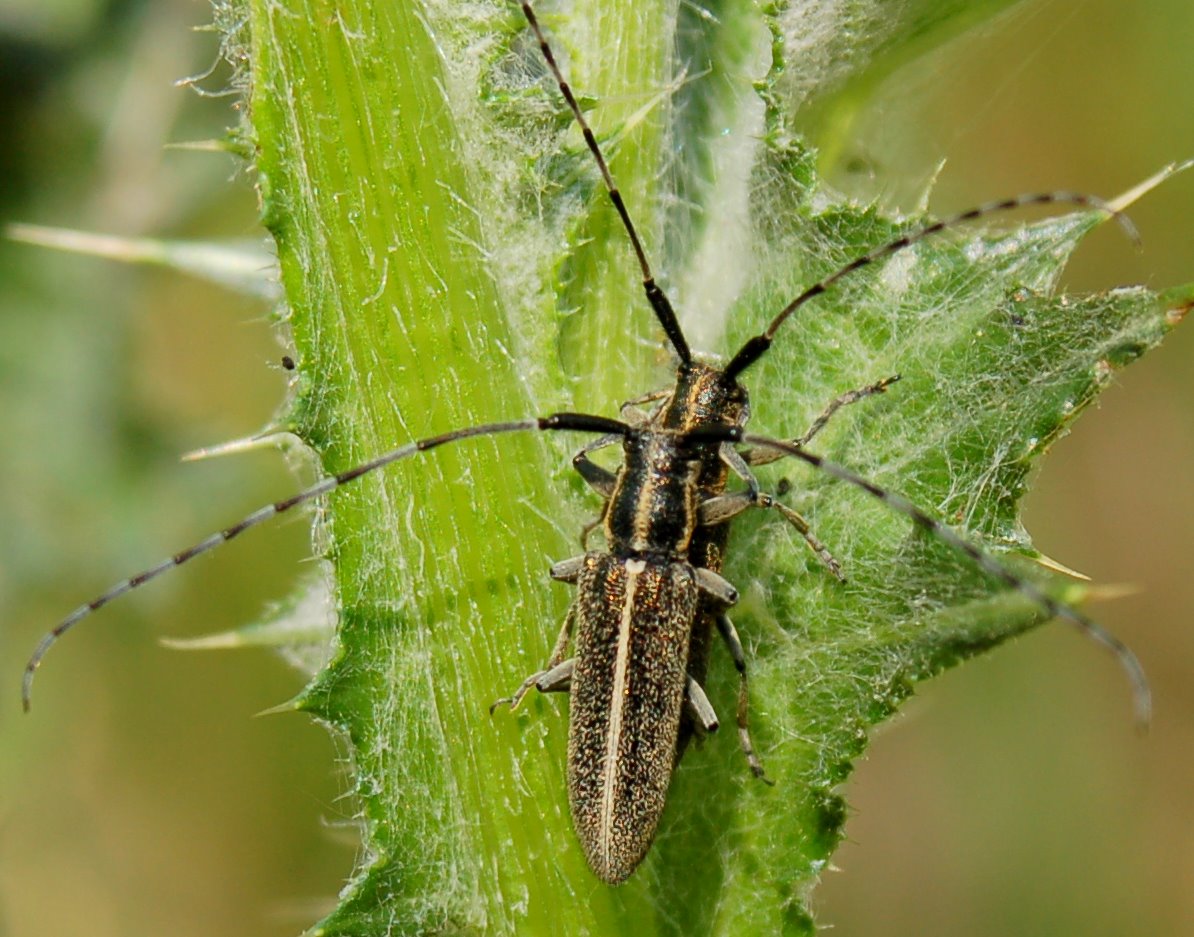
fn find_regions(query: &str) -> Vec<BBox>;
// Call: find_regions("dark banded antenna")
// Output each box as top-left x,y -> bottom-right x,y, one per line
21,412 -> 630,711
724,192 -> 1138,380
696,427 -> 1150,728
520,1 -> 692,366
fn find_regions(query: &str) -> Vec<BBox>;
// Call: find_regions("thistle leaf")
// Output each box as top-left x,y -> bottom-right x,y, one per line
231,0 -> 1189,932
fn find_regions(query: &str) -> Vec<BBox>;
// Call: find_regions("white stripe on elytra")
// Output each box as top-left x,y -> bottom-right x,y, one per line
601,558 -> 645,869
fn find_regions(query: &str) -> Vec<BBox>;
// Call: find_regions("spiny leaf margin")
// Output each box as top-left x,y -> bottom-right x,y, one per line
230,0 -> 1188,934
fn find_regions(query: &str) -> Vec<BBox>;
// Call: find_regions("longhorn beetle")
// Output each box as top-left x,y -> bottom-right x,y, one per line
23,0 -> 1151,886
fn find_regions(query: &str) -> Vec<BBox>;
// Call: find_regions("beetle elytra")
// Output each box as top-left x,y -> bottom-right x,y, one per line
23,0 -> 1152,887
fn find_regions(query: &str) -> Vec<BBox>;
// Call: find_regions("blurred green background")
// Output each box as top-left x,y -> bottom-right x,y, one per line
0,1 -> 1190,936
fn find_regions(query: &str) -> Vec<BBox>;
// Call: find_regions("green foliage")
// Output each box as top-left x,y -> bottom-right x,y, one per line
227,0 -> 1190,933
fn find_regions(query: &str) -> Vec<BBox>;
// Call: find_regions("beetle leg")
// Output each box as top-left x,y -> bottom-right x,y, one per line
693,567 -> 738,606
720,443 -> 759,494
684,676 -> 720,735
707,444 -> 839,586
698,491 -> 845,582
579,501 -> 610,550
531,658 -> 574,694
745,374 -> 901,466
619,386 -> 671,423
699,445 -> 766,524
697,491 -> 755,526
490,606 -> 576,713
571,434 -> 621,497
767,499 -> 845,581
715,612 -> 773,784
490,658 -> 574,712
492,659 -> 575,715
550,555 -> 586,582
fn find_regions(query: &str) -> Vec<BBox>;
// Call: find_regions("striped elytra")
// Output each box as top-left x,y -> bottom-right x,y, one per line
568,555 -> 698,883
23,0 -> 1153,891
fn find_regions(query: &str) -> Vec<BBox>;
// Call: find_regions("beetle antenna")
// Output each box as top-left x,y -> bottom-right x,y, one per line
733,430 -> 1152,730
520,1 -> 692,366
21,413 -> 629,711
723,192 -> 1138,380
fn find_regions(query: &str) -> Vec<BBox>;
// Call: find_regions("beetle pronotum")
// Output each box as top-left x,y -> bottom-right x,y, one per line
23,0 -> 1151,885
